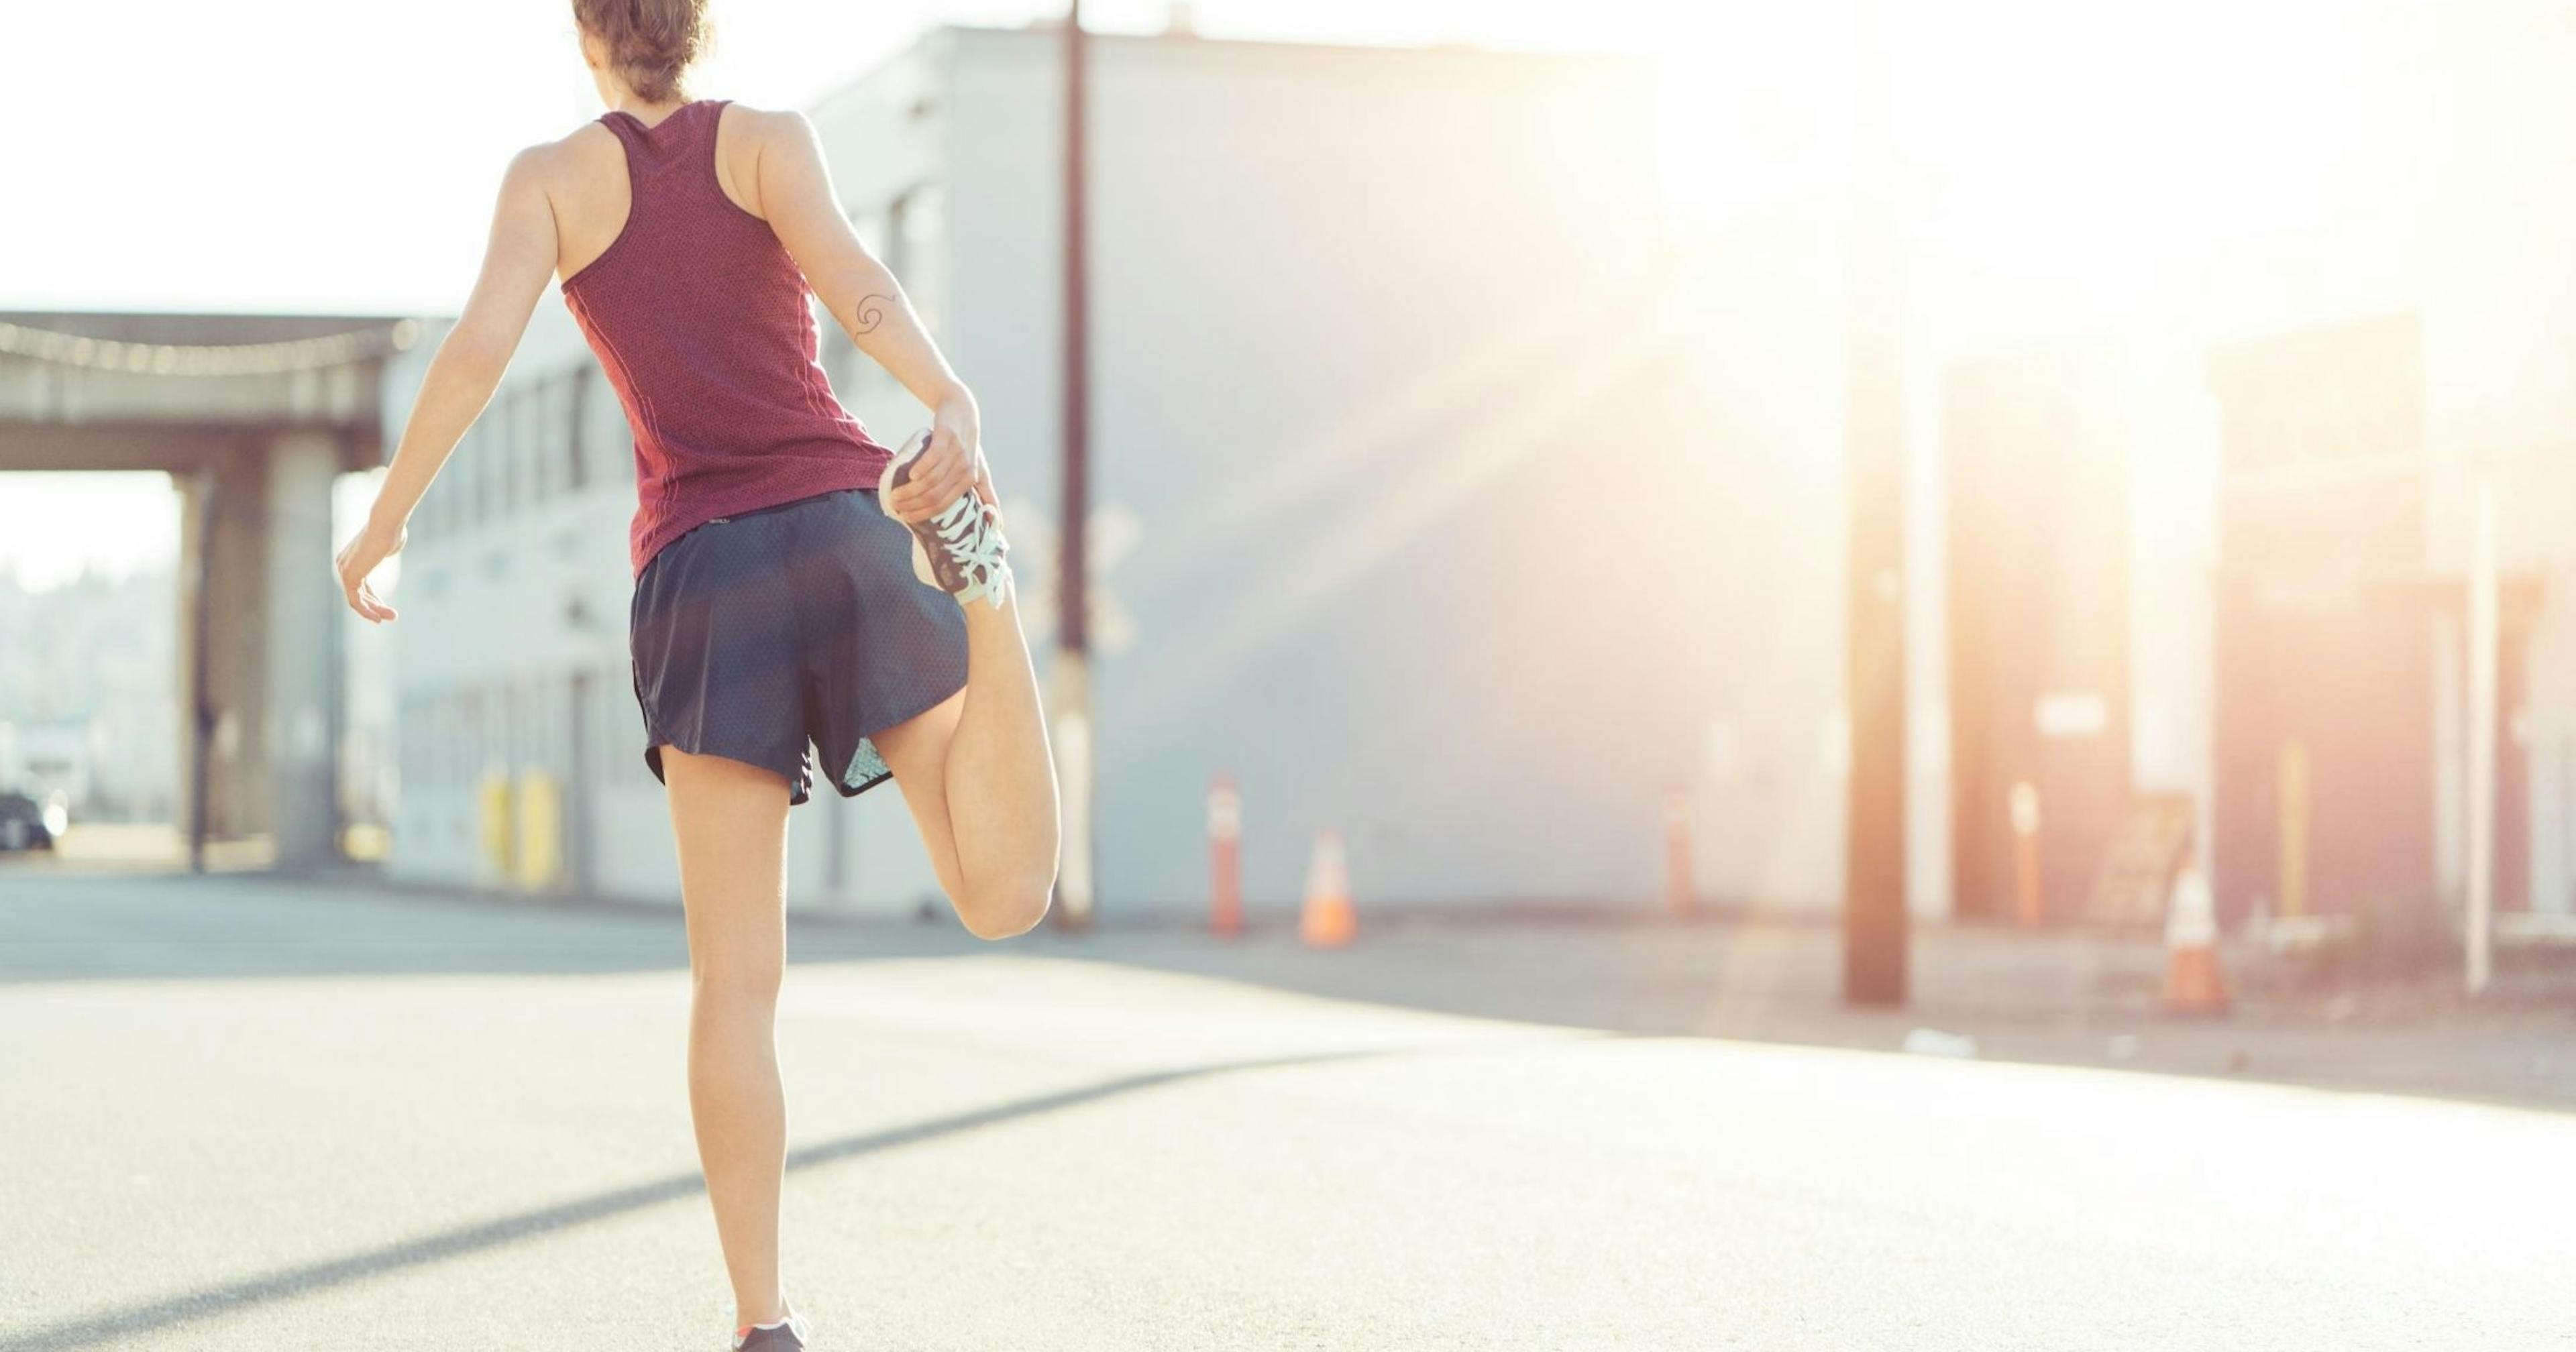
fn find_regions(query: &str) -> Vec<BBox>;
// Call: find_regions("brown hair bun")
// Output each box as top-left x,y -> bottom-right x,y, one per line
573,0 -> 709,104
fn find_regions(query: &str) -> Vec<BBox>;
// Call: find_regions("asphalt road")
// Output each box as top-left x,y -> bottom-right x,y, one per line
3,871 -> 2572,1350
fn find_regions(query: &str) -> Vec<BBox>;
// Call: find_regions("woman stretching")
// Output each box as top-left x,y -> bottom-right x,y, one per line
333,3 -> 1063,1346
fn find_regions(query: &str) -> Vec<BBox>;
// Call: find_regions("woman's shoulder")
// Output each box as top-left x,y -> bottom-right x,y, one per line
507,116 -> 619,186
710,103 -> 827,203
712,100 -> 817,146
503,101 -> 812,202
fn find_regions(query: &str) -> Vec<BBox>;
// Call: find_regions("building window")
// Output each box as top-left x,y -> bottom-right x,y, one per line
888,186 -> 944,338
609,667 -> 649,785
449,691 -> 468,790
461,687 -> 485,779
566,368 -> 590,492
544,375 -> 566,500
523,378 -> 550,506
517,382 -> 548,509
484,393 -> 513,523
492,389 -> 515,520
472,415 -> 490,526
580,363 -> 633,489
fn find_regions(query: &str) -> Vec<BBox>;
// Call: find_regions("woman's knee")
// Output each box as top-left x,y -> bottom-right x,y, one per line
954,872 -> 1054,940
691,948 -> 784,1005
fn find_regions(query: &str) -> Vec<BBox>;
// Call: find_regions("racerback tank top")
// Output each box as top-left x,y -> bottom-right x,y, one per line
560,98 -> 893,577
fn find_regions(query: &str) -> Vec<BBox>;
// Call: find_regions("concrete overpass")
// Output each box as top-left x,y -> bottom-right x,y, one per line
0,311 -> 420,868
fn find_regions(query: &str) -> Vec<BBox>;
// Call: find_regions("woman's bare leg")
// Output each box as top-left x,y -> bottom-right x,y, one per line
660,746 -> 794,1327
872,577 -> 1062,939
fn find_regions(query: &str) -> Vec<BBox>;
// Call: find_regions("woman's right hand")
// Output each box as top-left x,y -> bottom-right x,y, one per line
334,512 -> 407,624
883,393 -> 985,524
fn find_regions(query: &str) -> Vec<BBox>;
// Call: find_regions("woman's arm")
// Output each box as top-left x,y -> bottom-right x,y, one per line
753,107 -> 984,523
335,146 -> 560,622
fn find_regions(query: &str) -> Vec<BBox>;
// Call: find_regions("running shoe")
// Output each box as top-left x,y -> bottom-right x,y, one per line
732,1312 -> 811,1351
881,427 -> 1011,609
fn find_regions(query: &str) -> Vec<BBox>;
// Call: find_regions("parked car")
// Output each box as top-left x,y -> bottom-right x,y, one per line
0,792 -> 57,852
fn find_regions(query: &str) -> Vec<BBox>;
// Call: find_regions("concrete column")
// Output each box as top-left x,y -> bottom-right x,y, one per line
191,455 -> 271,846
174,470 -> 213,868
266,430 -> 341,868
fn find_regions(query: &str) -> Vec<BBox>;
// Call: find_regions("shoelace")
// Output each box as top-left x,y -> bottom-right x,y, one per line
927,492 -> 1010,609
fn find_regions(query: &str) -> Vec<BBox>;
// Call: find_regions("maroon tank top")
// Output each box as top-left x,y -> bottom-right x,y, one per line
560,98 -> 892,577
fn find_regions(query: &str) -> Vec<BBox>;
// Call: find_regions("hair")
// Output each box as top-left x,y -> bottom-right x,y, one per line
572,0 -> 710,104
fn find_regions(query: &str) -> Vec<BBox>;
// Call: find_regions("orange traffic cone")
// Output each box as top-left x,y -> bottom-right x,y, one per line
1299,830 -> 1356,948
2162,864 -> 2229,1016
1663,785 -> 1695,917
1208,774 -> 1243,938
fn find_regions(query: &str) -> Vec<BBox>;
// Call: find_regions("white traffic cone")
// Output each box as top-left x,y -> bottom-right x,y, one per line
2163,864 -> 2229,1016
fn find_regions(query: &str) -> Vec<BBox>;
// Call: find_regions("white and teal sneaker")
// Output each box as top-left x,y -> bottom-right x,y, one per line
732,1311 -> 812,1351
881,427 -> 1011,609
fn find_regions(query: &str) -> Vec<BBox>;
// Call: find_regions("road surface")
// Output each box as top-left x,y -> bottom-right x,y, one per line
2,870 -> 2570,1349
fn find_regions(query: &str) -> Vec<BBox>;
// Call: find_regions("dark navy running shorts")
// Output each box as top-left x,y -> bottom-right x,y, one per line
628,487 -> 969,805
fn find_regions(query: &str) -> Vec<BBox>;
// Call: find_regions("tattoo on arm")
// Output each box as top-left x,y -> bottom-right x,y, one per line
852,294 -> 891,336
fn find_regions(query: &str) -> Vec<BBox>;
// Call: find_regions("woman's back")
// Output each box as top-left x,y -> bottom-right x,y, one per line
556,97 -> 891,576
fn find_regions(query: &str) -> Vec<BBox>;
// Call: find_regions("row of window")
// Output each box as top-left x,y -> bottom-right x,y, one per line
394,667 -> 657,801
410,363 -> 633,542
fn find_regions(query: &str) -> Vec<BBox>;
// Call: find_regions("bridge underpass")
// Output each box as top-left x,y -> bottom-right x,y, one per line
0,312 -> 419,870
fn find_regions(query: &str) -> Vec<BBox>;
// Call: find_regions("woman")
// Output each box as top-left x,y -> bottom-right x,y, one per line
332,3 -> 1063,1346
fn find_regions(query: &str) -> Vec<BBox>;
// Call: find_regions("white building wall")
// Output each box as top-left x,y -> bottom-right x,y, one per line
2090,3 -> 2576,919
382,15 -> 2576,925
1668,206 -> 1850,912
2416,7 -> 2576,917
386,28 -> 1693,917
930,30 -> 1685,911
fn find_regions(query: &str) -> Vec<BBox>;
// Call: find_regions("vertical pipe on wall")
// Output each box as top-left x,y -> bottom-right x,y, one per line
2466,470 -> 2498,995
1843,0 -> 1909,1005
1052,0 -> 1097,929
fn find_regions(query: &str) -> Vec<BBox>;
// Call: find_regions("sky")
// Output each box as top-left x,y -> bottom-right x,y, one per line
1,0 -> 1727,318
0,0 -> 2484,583
0,0 -> 1739,584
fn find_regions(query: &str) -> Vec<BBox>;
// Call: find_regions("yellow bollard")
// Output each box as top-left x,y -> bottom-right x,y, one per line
478,770 -> 516,883
2277,740 -> 2309,919
2009,780 -> 2043,927
514,770 -> 563,891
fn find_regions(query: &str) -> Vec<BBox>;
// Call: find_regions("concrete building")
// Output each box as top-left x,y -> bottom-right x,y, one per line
1655,3 -> 2576,932
1886,4 -> 2576,930
383,26 -> 1689,915
390,17 -> 2576,934
0,312 -> 414,866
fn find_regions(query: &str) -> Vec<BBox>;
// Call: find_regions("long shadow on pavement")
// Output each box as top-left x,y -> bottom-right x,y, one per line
0,1044 -> 1446,1351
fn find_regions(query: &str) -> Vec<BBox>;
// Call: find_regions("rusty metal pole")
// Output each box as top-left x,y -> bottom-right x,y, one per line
1843,0 -> 1909,1005
1051,0 -> 1097,930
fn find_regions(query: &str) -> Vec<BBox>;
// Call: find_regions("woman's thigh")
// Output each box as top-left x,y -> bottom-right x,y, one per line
867,689 -> 968,902
659,745 -> 793,985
